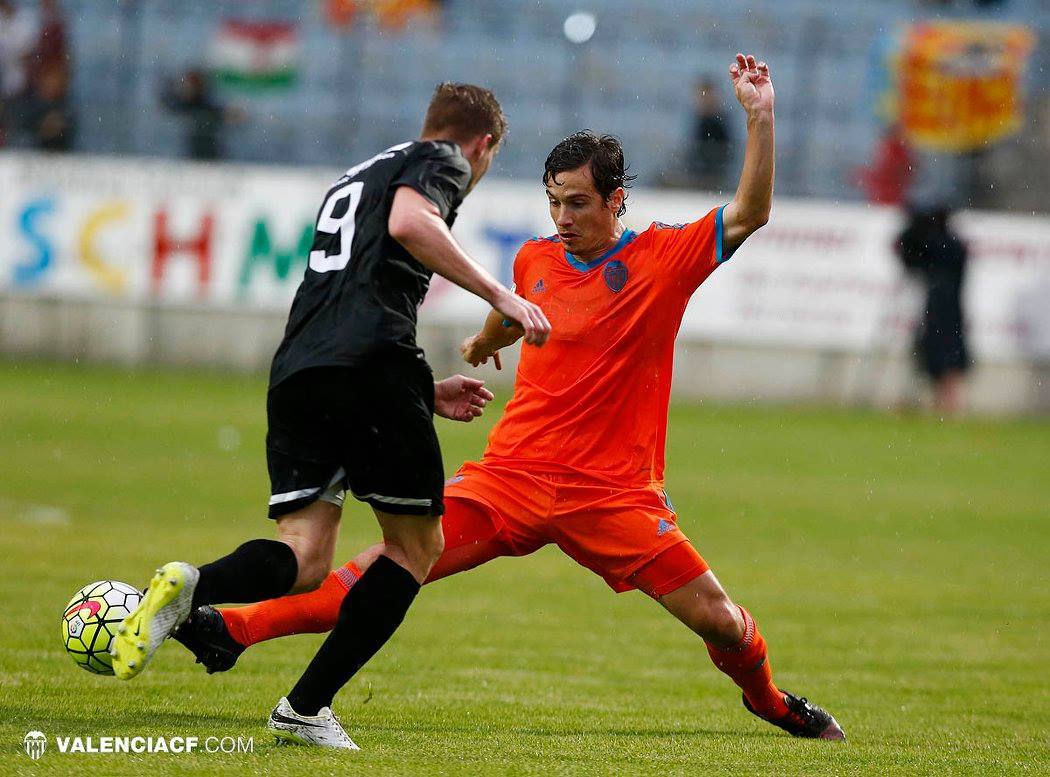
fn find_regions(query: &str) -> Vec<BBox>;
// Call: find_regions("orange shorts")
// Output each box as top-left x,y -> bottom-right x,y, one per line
433,460 -> 709,597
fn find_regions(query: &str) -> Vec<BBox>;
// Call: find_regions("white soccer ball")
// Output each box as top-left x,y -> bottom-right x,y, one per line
61,580 -> 142,675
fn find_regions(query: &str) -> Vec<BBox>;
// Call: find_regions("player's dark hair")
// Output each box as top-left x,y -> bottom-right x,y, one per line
422,82 -> 507,146
543,131 -> 637,217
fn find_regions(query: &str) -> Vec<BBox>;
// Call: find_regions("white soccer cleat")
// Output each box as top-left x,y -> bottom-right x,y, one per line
267,697 -> 360,751
110,561 -> 199,680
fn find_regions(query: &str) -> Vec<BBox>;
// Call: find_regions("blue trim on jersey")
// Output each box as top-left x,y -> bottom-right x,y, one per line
716,205 -> 726,263
715,204 -> 737,264
564,230 -> 637,272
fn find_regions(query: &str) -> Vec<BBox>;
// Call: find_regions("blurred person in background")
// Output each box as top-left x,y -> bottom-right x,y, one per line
685,75 -> 733,192
30,0 -> 67,82
161,68 -> 237,161
0,0 -> 35,98
853,123 -> 916,206
24,60 -> 72,150
896,204 -> 970,415
0,0 -> 38,146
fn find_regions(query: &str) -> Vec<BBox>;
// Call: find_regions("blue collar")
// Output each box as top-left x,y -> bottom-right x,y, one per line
564,230 -> 636,272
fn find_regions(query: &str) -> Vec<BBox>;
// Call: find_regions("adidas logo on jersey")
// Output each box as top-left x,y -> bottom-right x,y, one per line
657,519 -> 676,536
532,279 -> 546,294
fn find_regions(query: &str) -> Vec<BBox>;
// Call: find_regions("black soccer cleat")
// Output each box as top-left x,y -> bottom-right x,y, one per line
743,691 -> 846,740
170,605 -> 245,674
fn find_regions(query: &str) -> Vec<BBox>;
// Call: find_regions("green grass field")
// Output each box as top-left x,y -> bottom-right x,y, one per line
1,360 -> 1047,775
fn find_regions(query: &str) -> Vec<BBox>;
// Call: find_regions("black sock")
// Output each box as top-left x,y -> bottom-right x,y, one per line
287,554 -> 420,715
191,539 -> 298,608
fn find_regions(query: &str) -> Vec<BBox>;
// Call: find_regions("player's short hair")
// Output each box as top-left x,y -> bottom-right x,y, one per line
422,83 -> 507,146
543,131 -> 637,217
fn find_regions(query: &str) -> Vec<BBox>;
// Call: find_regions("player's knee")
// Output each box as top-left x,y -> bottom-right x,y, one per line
423,525 -> 445,565
405,527 -> 444,577
381,526 -> 443,584
282,539 -> 334,593
276,503 -> 340,592
695,595 -> 745,646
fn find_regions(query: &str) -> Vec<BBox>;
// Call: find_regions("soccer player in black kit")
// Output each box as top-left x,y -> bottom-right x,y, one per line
110,84 -> 550,749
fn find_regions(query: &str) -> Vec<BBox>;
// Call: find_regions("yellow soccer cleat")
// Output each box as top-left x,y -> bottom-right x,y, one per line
110,561 -> 199,680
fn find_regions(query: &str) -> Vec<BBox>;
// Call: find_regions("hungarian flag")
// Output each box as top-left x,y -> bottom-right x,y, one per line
211,20 -> 299,90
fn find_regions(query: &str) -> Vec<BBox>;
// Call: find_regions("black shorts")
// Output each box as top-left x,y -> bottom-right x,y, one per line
265,354 -> 445,519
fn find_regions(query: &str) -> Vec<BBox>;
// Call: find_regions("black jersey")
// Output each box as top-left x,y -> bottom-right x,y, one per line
269,140 -> 472,388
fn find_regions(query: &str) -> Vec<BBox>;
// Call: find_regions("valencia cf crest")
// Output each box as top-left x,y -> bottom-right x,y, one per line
603,260 -> 628,293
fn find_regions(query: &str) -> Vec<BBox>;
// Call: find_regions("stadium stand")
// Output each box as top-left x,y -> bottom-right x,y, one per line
14,0 -> 1046,208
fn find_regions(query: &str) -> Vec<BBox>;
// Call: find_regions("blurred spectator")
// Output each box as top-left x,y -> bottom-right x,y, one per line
896,205 -> 970,416
30,0 -> 68,83
854,124 -> 916,206
162,68 -> 238,161
24,61 -> 73,151
658,77 -> 734,191
684,76 -> 733,192
0,0 -> 35,97
0,0 -> 39,145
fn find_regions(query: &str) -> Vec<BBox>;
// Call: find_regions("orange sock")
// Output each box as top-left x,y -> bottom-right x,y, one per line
705,606 -> 789,719
219,562 -> 362,648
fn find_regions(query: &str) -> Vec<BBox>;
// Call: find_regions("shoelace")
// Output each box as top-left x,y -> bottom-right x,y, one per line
326,711 -> 355,745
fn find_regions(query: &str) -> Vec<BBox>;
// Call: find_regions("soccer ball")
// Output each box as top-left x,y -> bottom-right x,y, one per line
61,580 -> 142,675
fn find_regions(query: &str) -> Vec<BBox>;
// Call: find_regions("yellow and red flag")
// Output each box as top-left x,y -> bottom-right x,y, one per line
892,21 -> 1036,152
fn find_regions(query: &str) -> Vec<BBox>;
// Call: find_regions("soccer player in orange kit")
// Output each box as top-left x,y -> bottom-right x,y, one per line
175,54 -> 844,742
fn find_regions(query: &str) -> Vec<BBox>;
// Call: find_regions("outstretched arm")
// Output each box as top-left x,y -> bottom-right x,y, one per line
389,187 -> 550,346
722,53 -> 775,255
460,308 -> 525,371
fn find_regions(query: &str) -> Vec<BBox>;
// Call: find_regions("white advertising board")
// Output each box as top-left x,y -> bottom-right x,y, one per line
1,152 -> 1048,362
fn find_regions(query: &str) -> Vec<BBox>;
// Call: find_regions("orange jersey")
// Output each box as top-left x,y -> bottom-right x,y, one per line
483,206 -> 730,488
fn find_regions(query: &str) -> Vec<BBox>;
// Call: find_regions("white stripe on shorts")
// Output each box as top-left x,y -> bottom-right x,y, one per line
271,468 -> 346,508
268,486 -> 321,506
352,491 -> 432,507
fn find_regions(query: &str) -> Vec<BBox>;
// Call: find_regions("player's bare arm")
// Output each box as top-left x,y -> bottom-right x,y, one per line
460,308 -> 525,370
721,53 -> 775,254
388,187 -> 551,346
